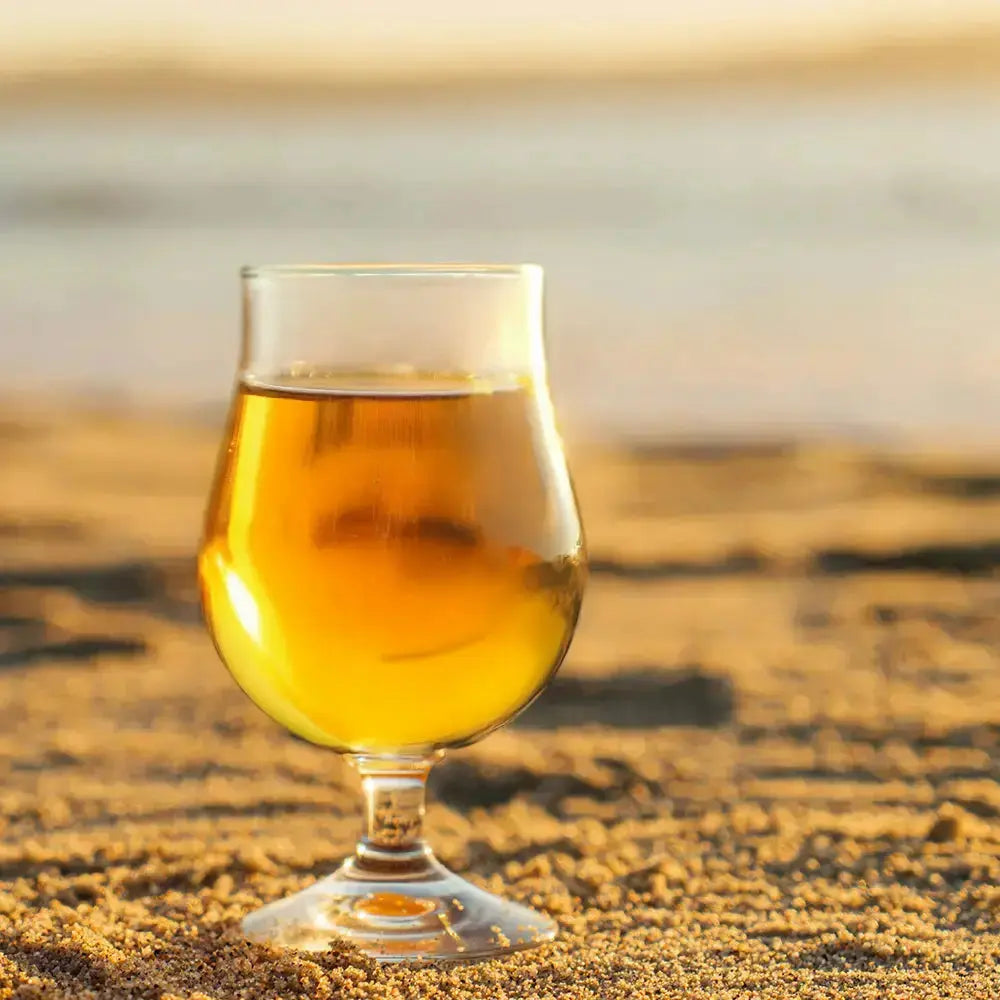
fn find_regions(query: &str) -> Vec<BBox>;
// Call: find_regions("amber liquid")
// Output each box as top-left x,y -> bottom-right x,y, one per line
199,373 -> 585,752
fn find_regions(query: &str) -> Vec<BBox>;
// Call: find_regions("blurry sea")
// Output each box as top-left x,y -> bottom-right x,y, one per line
2,84 -> 1000,441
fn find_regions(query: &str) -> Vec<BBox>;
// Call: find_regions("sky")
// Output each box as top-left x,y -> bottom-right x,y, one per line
3,0 -> 1000,76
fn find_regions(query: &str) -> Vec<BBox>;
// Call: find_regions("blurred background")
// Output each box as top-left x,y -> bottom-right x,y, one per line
7,7 -> 1000,991
3,0 -> 1000,441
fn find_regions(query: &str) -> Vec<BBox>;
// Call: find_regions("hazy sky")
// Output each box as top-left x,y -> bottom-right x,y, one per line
4,0 -> 1000,73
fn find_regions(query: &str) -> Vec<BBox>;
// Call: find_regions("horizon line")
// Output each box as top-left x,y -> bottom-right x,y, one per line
3,26 -> 1000,104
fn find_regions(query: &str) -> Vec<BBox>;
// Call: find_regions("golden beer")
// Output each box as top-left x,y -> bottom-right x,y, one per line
199,372 -> 585,752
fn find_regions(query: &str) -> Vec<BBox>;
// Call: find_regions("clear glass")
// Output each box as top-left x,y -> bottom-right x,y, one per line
198,263 -> 586,962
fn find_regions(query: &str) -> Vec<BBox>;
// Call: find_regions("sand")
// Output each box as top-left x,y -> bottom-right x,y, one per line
2,402 -> 1000,998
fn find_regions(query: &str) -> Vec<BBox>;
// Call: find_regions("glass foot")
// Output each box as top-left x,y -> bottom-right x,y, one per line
242,854 -> 556,962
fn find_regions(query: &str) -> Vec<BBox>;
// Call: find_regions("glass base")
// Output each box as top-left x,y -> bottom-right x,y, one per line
242,854 -> 556,963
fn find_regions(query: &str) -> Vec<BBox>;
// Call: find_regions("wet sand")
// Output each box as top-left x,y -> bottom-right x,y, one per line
2,403 -> 1000,997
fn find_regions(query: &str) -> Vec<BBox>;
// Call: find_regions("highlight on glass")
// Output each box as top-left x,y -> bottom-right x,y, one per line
198,263 -> 586,962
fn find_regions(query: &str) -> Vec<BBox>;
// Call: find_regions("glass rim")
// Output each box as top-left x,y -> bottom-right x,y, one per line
241,262 -> 542,280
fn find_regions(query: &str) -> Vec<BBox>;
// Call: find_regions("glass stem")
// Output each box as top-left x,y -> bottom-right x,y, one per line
348,753 -> 441,875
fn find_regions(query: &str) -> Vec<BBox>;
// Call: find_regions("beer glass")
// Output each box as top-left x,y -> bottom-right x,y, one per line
199,264 -> 585,961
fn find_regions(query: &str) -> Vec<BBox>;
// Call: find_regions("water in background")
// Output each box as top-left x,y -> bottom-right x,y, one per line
2,85 -> 1000,441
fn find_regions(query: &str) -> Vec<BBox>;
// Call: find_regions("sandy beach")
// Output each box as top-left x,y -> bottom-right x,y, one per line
2,401 -> 999,997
